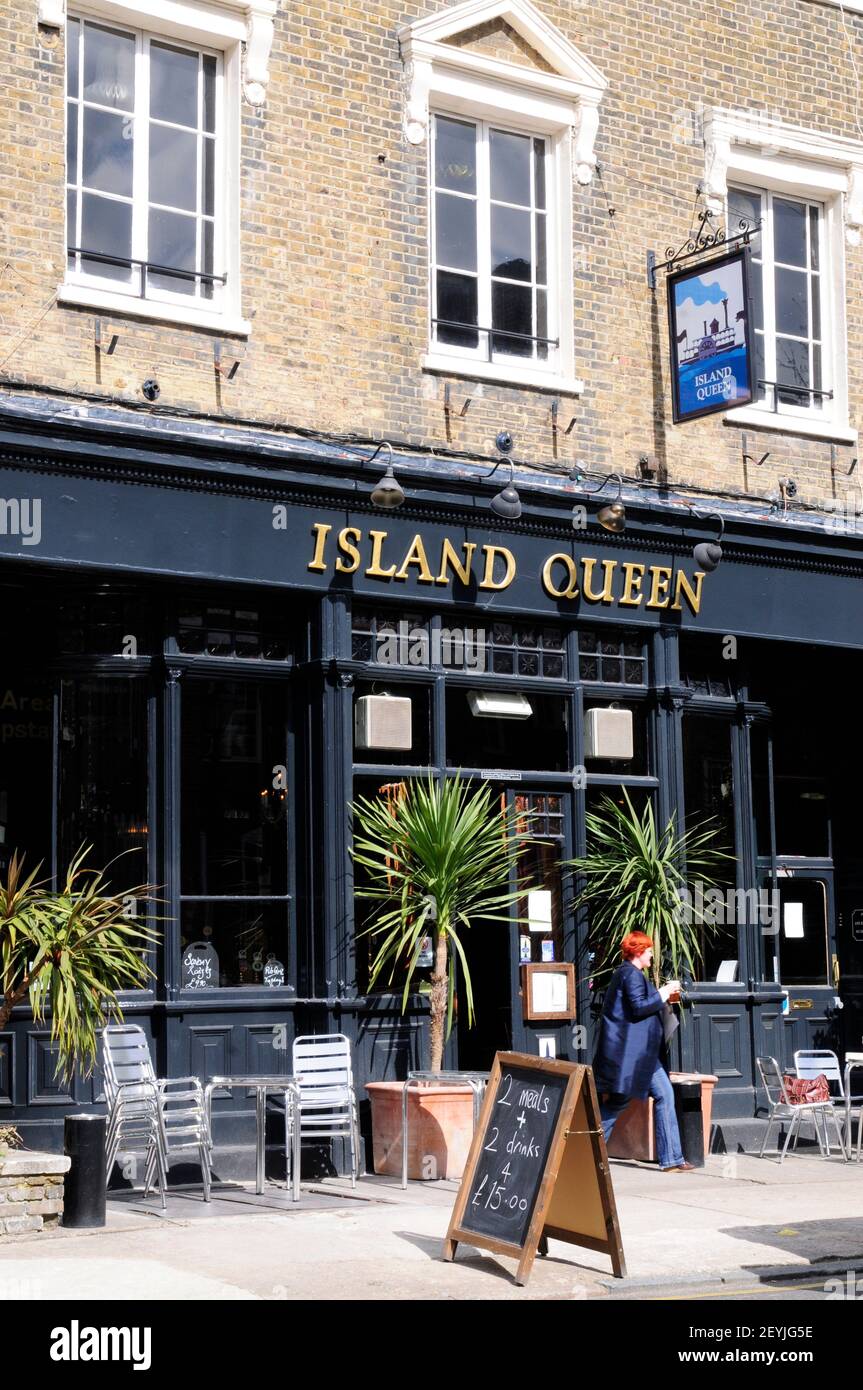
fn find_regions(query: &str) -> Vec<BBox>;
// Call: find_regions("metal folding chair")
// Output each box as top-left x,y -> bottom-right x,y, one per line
794,1048 -> 863,1153
102,1024 -> 212,1203
292,1033 -> 360,1188
756,1055 -> 846,1162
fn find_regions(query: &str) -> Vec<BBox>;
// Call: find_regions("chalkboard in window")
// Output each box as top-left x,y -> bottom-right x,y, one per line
263,954 -> 285,987
182,941 -> 220,990
443,1052 -> 625,1286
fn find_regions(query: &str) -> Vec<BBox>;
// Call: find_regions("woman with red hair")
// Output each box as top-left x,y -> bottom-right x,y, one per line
592,932 -> 692,1171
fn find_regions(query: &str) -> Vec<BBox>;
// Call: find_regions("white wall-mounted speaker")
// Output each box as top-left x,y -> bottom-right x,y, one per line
354,693 -> 413,750
584,706 -> 633,759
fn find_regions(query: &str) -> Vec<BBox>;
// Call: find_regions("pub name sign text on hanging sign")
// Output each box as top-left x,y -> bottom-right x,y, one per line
305,524 -> 707,616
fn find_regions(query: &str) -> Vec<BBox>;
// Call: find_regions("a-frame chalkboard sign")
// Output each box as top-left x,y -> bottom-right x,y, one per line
442,1052 -> 626,1286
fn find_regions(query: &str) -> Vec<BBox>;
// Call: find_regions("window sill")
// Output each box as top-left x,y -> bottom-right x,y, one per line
422,351 -> 583,397
58,283 -> 251,338
724,404 -> 858,444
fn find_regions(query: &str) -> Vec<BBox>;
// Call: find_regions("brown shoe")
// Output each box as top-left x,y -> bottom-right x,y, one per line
661,1162 -> 696,1171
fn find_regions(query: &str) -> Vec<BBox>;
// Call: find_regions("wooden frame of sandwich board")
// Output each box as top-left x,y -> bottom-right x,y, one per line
442,1052 -> 626,1287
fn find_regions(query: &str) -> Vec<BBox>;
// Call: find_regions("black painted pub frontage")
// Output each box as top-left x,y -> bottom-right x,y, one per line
2,399 -> 862,1165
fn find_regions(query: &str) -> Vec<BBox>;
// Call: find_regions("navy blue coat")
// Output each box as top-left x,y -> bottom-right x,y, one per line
592,962 -> 666,1099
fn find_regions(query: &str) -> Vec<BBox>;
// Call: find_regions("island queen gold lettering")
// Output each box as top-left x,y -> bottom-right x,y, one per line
307,523 -> 706,615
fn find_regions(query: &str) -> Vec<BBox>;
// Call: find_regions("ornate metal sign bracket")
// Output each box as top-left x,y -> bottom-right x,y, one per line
647,209 -> 760,290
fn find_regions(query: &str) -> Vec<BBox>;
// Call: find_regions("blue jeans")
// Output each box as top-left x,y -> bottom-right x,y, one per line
599,1063 -> 686,1169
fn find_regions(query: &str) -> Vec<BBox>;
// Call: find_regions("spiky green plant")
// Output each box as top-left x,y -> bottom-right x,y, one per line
563,789 -> 733,987
351,776 -> 533,1071
0,848 -> 159,1079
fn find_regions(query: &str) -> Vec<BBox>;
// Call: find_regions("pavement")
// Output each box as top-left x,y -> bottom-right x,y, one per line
2,1152 -> 863,1300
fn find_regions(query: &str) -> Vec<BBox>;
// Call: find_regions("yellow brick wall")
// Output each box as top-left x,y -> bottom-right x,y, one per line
0,0 -> 861,517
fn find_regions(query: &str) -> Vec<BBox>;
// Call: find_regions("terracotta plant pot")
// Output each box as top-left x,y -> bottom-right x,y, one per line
606,1096 -> 655,1162
365,1081 -> 476,1180
606,1071 -> 719,1162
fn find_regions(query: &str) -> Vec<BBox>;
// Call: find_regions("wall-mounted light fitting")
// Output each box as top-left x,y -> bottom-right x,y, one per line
585,473 -> 626,532
688,509 -> 724,572
364,441 -> 405,509
481,431 -> 522,519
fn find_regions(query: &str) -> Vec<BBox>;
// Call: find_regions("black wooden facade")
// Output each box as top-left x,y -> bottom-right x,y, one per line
1,395 -> 861,1169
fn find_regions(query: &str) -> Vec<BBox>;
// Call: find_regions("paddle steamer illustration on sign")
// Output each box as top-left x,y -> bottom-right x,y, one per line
668,249 -> 754,422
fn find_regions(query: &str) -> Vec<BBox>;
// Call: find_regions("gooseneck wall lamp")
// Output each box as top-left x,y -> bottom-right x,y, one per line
584,473 -> 626,533
482,431 -> 522,519
689,510 -> 725,572
364,441 -> 406,509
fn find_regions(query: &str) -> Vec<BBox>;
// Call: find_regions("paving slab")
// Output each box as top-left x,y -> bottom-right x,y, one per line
0,1153 -> 860,1299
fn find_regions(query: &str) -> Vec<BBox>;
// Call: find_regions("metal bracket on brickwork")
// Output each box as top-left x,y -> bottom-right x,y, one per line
94,319 -> 118,357
550,397 -> 576,439
647,208 -> 761,290
741,432 -> 770,469
443,383 -> 471,417
213,342 -> 240,381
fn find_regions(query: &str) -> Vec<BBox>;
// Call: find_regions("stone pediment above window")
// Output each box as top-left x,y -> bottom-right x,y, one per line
399,0 -> 607,184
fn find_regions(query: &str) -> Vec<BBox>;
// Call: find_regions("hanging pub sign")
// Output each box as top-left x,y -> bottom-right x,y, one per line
667,248 -> 754,423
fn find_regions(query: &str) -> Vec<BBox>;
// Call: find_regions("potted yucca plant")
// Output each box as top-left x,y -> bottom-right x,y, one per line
563,789 -> 732,1158
0,848 -> 158,1081
351,775 -> 532,1179
563,788 -> 732,988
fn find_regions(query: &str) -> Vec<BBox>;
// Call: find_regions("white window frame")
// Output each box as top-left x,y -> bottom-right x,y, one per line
400,0 -> 607,396
55,0 -> 275,335
704,108 -> 863,443
430,113 -> 560,378
66,20 -> 226,313
728,182 -> 831,425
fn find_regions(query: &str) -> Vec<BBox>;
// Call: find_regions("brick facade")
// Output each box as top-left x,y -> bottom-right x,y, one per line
0,0 -> 861,511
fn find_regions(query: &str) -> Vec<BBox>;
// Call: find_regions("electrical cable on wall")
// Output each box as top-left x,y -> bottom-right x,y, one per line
838,1 -> 863,143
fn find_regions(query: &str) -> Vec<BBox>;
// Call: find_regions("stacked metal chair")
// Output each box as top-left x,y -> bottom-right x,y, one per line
291,1033 -> 360,1187
102,1024 -> 212,1205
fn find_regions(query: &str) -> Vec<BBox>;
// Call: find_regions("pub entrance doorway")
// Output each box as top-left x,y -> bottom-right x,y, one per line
456,782 -> 572,1071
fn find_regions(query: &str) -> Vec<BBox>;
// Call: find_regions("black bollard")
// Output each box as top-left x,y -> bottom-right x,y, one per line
63,1114 -> 107,1228
672,1080 -> 705,1168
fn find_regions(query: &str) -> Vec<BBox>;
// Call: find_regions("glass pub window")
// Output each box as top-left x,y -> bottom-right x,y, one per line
180,679 -> 290,987
431,114 -> 551,362
728,186 -> 825,413
484,620 -> 566,678
578,631 -> 646,685
66,15 -> 220,302
351,609 -> 430,664
177,602 -> 290,661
